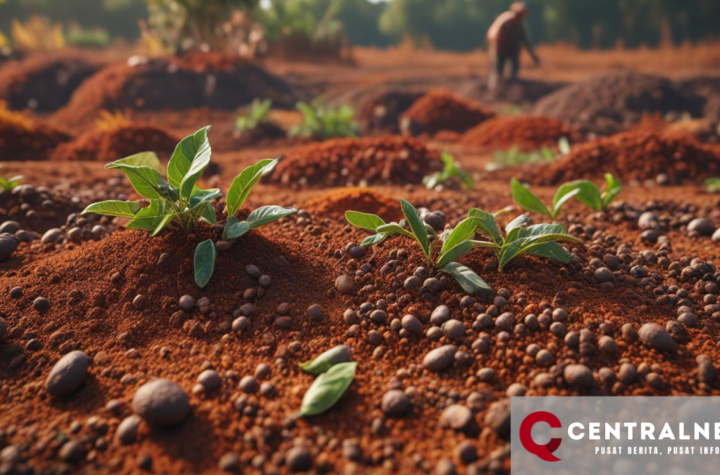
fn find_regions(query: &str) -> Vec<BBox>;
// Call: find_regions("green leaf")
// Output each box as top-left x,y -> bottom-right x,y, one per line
551,183 -> 581,218
126,201 -> 172,232
223,206 -> 297,240
505,214 -> 530,235
0,177 -> 8,192
511,178 -> 552,218
194,239 -> 217,288
300,362 -> 357,417
166,126 -> 212,198
375,223 -> 414,238
345,211 -> 386,231
225,158 -> 278,217
467,208 -> 503,245
189,188 -> 221,211
401,199 -> 430,259
569,180 -> 604,211
437,240 -> 499,269
601,173 -> 622,209
299,345 -> 352,375
361,233 -> 387,247
83,200 -> 141,218
106,153 -> 164,199
202,204 -> 217,225
526,242 -> 574,263
151,213 -> 175,237
518,223 -> 570,239
441,262 -> 492,294
441,217 -> 479,255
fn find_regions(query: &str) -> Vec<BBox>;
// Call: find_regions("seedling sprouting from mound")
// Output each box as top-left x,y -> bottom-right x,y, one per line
465,208 -> 581,271
346,199 -> 497,294
290,100 -> 359,140
511,173 -> 622,218
0,166 -> 23,194
423,151 -> 474,191
236,98 -> 272,132
83,126 -> 296,288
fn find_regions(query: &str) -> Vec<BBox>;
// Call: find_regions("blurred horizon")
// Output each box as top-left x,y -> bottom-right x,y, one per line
1,0 -> 719,54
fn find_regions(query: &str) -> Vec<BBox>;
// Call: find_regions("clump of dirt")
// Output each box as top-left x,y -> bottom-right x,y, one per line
677,76 -> 720,122
0,105 -> 72,161
0,53 -> 102,112
357,89 -> 426,134
533,71 -> 705,135
302,187 -> 400,220
51,124 -> 180,162
535,130 -> 720,185
400,90 -> 495,136
51,52 -> 302,129
462,115 -> 581,151
271,136 -> 443,188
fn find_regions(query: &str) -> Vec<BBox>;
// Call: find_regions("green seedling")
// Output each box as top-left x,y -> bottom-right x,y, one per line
423,151 -> 474,191
83,126 -> 296,288
300,362 -> 357,416
511,173 -> 622,219
290,100 -> 358,140
465,208 -> 581,271
236,98 -> 272,132
346,199 -> 496,294
704,177 -> 720,193
487,145 -> 556,171
0,167 -> 24,194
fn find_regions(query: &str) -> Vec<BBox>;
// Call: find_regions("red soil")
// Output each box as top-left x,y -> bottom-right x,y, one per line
535,130 -> 720,185
50,52 -> 300,130
462,115 -> 581,151
0,53 -> 102,112
302,187 -> 400,220
400,90 -> 495,136
51,124 -> 180,162
271,136 -> 443,188
0,106 -> 72,161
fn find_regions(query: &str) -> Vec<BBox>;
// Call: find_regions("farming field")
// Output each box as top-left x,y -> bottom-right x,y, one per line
2,42 -> 720,474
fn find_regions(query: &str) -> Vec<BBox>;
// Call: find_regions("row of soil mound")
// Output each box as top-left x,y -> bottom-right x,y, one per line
462,115 -> 582,151
51,52 -> 302,130
51,124 -> 180,162
534,71 -> 706,135
535,130 -> 720,185
271,136 -> 443,188
400,90 -> 495,136
0,53 -> 102,112
0,105 -> 71,161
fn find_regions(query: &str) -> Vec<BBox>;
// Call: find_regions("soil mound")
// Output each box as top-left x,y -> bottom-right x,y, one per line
233,121 -> 286,147
0,53 -> 102,112
51,124 -> 180,162
400,90 -> 495,136
461,78 -> 566,106
302,187 -> 400,220
462,115 -> 581,151
357,89 -> 426,134
535,130 -> 720,185
533,71 -> 705,135
0,105 -> 71,161
51,52 -> 301,129
678,76 -> 720,122
271,136 -> 443,188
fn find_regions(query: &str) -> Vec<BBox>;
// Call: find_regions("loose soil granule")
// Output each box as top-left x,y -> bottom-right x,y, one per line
462,115 -> 581,151
535,130 -> 720,185
51,52 -> 301,130
271,136 -> 443,188
0,53 -> 102,112
302,187 -> 400,220
400,90 -> 495,136
51,123 -> 180,162
533,71 -> 705,135
0,104 -> 71,161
